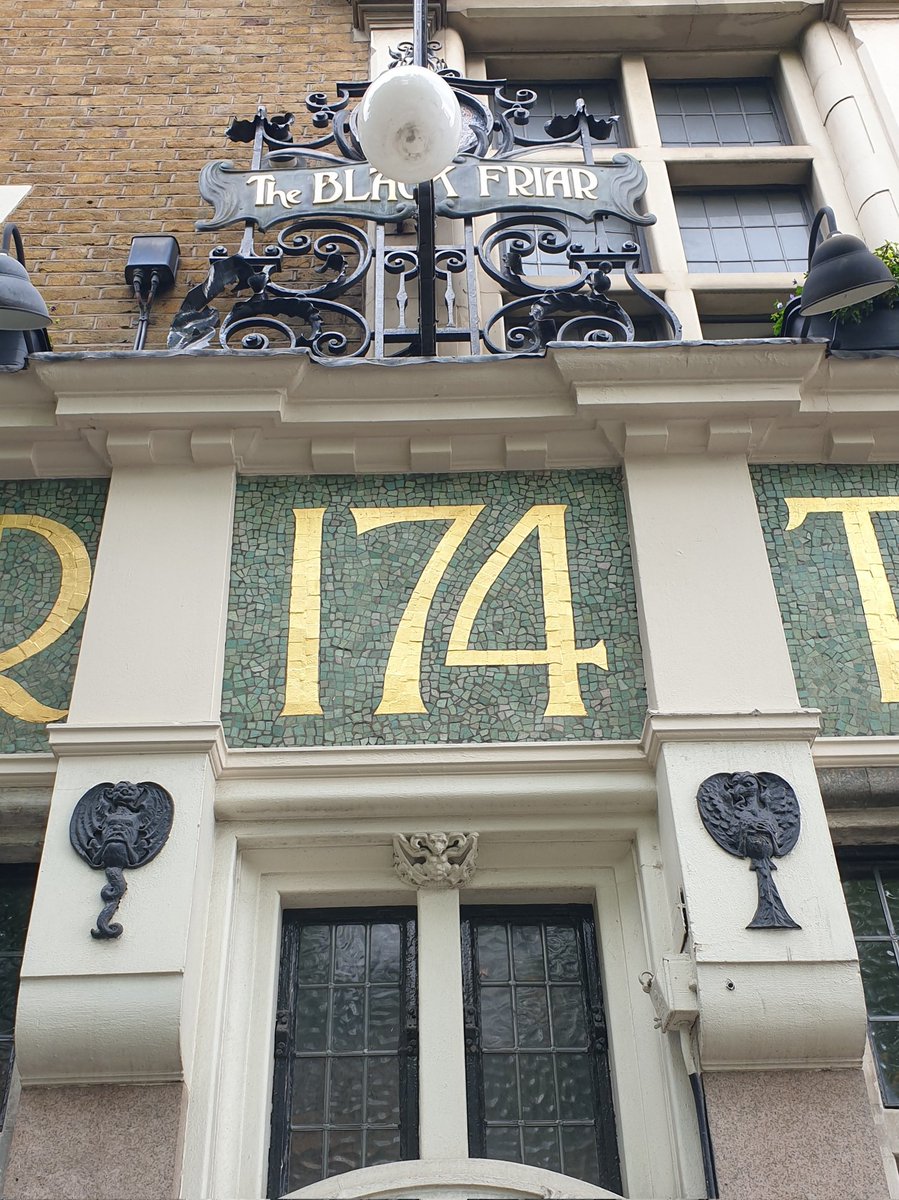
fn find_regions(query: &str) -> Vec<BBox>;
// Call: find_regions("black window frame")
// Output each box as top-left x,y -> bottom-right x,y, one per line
0,862 -> 37,1131
267,907 -> 419,1199
839,849 -> 899,1108
652,78 -> 790,148
460,904 -> 621,1193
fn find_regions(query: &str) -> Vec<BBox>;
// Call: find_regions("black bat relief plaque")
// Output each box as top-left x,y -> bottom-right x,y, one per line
696,771 -> 801,930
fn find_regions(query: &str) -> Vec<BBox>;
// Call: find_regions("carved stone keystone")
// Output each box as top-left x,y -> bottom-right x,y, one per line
393,831 -> 478,889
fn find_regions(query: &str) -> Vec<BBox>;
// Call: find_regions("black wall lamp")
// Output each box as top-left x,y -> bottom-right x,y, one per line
0,224 -> 52,369
125,234 -> 180,351
800,206 -> 895,316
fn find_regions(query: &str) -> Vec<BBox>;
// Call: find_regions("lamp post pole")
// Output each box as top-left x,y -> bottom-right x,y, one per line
413,0 -> 439,357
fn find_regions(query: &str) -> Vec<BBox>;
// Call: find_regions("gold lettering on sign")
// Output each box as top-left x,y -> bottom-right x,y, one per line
281,508 -> 326,716
0,514 -> 92,723
352,505 -> 484,715
786,496 -> 899,702
446,504 -> 607,716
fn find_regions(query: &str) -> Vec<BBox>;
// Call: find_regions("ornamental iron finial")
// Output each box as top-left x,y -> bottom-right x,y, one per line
393,831 -> 479,889
69,780 -> 174,939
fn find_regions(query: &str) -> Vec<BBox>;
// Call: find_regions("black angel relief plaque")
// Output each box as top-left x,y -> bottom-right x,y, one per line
69,780 -> 174,939
696,771 -> 801,930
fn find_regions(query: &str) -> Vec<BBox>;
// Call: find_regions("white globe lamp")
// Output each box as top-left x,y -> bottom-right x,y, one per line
356,65 -> 462,185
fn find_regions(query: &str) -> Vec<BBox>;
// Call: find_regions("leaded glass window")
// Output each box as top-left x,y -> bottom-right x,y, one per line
654,81 -> 788,147
675,189 -> 810,273
840,855 -> 899,1106
267,910 -> 418,1199
0,863 -> 36,1128
461,907 -> 621,1193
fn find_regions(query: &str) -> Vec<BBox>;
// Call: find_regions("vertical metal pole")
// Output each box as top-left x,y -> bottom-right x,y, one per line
413,0 -> 438,356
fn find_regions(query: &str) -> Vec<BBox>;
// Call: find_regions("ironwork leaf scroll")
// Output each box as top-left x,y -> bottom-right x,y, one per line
69,780 -> 174,940
696,771 -> 801,930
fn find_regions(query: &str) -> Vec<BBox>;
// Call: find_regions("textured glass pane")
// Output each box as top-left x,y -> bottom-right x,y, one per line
550,986 -> 588,1047
289,1130 -> 323,1190
0,962 -> 20,1035
562,1124 -> 602,1184
769,193 -> 805,219
331,988 -> 366,1051
327,1128 -> 362,1177
365,1127 -> 401,1166
0,873 -> 35,954
717,114 -> 749,143
705,194 -> 740,224
674,194 -> 707,225
0,1046 -> 11,1123
741,85 -> 771,112
477,924 -> 510,981
291,1057 -> 326,1126
557,1052 -> 594,1120
512,926 -> 545,980
880,876 -> 899,932
334,925 -> 366,982
367,1056 -> 400,1125
681,229 -> 715,262
329,1056 -> 364,1125
517,986 -> 551,1047
368,986 -> 400,1051
519,1053 -> 558,1120
780,226 -> 809,258
547,926 -> 579,981
295,988 -> 329,1051
523,1124 -> 562,1172
298,925 -> 332,983
480,986 -> 515,1048
746,228 -> 782,259
871,1023 -> 899,1106
711,87 -> 740,112
682,89 -> 712,114
858,942 -> 899,1016
369,924 -> 401,982
748,113 -> 781,142
658,116 -> 686,145
483,1053 -> 519,1121
485,1123 -> 522,1163
711,228 -> 749,262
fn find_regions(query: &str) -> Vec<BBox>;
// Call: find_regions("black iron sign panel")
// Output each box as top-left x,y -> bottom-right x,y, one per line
196,154 -> 653,231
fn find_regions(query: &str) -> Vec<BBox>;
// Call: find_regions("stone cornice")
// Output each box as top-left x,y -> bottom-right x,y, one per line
825,0 -> 899,25
5,341 -> 899,475
47,721 -> 228,776
352,0 -> 445,32
641,710 -> 822,767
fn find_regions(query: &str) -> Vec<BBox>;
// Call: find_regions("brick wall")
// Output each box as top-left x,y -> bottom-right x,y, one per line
0,0 -> 367,350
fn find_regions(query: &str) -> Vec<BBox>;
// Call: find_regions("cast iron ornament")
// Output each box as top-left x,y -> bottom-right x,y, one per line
69,780 -> 174,940
696,771 -> 801,930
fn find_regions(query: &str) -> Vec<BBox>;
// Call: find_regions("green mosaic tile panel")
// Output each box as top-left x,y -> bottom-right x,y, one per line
223,472 -> 645,746
0,479 -> 108,752
753,464 -> 899,736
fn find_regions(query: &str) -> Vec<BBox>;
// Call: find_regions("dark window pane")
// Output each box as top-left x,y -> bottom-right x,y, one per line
291,1058 -> 326,1126
858,942 -> 899,1016
329,1056 -> 365,1126
676,189 -> 810,272
464,907 -> 619,1193
654,81 -> 786,147
871,1023 -> 899,1107
270,910 -> 417,1197
512,925 -> 545,980
505,80 -> 621,147
523,1124 -> 562,1173
0,864 -> 35,1130
881,875 -> 899,931
517,986 -> 551,1047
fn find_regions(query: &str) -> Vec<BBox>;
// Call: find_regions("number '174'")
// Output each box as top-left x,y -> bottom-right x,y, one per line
281,503 -> 608,719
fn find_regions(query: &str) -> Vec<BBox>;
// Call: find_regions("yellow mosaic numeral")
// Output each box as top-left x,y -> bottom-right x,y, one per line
281,508 -> 326,716
446,504 -> 607,717
786,496 -> 899,703
0,514 -> 92,723
352,505 -> 484,714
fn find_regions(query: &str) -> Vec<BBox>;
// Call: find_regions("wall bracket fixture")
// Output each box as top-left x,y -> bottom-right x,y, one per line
696,771 -> 801,930
69,780 -> 174,939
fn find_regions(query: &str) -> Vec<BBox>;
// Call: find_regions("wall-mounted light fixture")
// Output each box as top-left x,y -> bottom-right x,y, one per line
0,223 -> 51,369
800,206 -> 895,316
125,234 -> 180,350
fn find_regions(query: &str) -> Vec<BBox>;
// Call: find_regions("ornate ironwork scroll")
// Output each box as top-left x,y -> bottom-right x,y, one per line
169,57 -> 682,359
69,780 -> 174,939
393,831 -> 479,889
696,771 -> 801,930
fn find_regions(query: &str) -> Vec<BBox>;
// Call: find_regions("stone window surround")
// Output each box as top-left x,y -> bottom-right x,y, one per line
364,19 -> 866,340
182,815 -> 691,1200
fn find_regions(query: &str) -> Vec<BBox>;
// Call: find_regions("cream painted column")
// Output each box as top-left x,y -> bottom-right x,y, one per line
5,465 -> 235,1200
625,453 -> 889,1199
394,832 -> 478,1161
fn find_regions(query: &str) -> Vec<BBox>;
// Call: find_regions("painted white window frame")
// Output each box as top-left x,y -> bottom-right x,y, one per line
181,800 -> 702,1200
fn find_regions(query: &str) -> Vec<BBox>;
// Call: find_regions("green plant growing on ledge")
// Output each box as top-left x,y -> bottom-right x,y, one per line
771,240 -> 899,336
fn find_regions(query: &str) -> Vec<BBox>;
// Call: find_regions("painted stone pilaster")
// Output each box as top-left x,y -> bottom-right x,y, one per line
8,465 -> 235,1197
625,452 -> 886,1197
